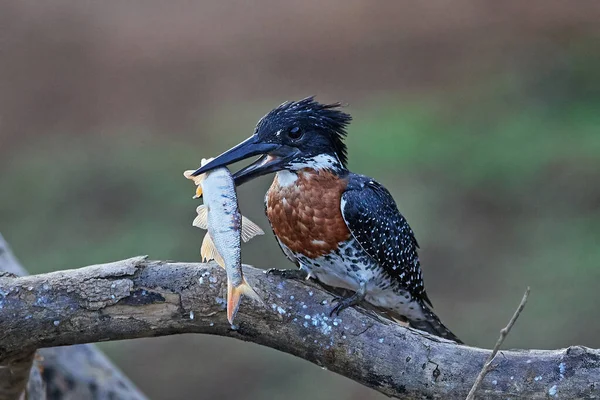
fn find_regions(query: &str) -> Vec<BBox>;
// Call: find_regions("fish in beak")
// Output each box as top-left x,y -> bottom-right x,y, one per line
191,135 -> 299,186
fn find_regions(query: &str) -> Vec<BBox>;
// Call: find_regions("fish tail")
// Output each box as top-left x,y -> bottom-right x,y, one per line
226,278 -> 263,325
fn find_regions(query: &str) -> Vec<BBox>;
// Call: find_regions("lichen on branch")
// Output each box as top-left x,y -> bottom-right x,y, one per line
1,256 -> 598,399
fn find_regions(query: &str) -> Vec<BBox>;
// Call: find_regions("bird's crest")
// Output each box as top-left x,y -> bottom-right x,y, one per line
257,96 -> 352,167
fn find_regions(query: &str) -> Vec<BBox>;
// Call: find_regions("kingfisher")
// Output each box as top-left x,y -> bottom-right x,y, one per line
192,97 -> 462,343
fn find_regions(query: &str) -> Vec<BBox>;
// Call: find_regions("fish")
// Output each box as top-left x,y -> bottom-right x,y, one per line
184,158 -> 264,324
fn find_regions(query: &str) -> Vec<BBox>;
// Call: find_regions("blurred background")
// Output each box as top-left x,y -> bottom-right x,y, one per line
1,1 -> 600,399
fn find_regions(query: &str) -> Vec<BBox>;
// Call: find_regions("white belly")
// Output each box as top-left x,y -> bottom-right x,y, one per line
283,238 -> 426,320
292,239 -> 373,290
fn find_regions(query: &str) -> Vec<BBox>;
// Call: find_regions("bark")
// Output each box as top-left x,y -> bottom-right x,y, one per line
0,256 -> 598,399
0,234 -> 146,400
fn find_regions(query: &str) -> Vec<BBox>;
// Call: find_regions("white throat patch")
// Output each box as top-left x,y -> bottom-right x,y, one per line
276,170 -> 298,187
288,154 -> 341,171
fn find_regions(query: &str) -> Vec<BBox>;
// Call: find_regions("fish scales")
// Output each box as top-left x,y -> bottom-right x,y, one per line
203,168 -> 244,288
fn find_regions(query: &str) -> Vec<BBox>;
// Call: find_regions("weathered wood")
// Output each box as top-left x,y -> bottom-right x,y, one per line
0,234 -> 147,400
39,344 -> 145,400
0,256 -> 598,399
0,234 -> 43,400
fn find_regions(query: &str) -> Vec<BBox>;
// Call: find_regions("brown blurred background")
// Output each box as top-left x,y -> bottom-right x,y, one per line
1,1 -> 600,399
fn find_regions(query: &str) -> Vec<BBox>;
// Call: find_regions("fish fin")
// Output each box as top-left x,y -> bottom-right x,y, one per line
192,205 -> 209,229
183,169 -> 205,185
240,216 -> 265,242
183,159 -> 214,182
227,278 -> 263,325
183,169 -> 206,198
200,233 -> 225,268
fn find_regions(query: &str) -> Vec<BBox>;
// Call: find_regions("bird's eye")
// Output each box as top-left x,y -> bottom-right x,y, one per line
288,127 -> 303,140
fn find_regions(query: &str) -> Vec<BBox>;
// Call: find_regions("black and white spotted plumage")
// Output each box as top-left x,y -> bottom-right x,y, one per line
266,170 -> 462,343
342,174 -> 430,304
340,173 -> 462,343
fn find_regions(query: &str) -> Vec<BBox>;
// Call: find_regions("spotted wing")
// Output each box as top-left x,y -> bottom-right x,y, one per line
340,175 -> 432,305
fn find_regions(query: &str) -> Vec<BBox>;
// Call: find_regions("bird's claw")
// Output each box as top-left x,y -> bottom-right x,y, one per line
329,297 -> 354,317
328,285 -> 367,317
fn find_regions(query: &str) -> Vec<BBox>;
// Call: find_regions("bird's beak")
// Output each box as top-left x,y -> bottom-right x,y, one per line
191,136 -> 299,186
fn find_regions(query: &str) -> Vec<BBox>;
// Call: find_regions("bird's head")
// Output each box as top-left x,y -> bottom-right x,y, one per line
191,97 -> 352,185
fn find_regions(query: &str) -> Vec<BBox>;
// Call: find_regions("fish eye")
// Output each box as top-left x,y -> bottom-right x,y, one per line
287,126 -> 303,140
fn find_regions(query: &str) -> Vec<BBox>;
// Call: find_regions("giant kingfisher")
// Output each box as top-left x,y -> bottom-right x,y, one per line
192,97 -> 461,343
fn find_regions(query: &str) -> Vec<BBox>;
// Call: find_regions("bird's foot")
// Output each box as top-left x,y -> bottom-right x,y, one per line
265,268 -> 308,280
329,295 -> 361,317
329,283 -> 367,317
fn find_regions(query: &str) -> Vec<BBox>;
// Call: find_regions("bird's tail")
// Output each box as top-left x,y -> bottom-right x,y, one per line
407,300 -> 463,344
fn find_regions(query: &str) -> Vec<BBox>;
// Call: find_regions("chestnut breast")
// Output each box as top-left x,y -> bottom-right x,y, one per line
266,169 -> 351,258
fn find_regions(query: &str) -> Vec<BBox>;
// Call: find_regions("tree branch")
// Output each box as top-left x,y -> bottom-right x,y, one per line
0,235 -> 44,400
0,257 -> 598,399
0,234 -> 147,400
